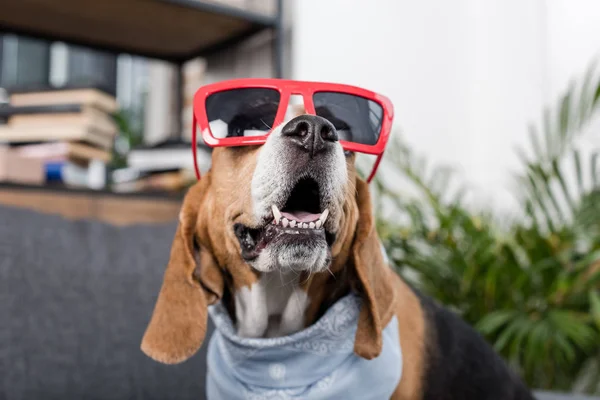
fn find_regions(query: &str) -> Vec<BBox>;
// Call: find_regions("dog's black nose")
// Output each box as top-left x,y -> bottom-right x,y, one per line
281,115 -> 338,157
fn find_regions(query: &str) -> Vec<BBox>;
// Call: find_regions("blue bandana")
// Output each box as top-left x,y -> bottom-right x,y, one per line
206,293 -> 402,399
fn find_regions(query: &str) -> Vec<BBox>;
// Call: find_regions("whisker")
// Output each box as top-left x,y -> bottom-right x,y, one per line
278,268 -> 285,287
300,271 -> 312,286
291,270 -> 301,282
260,118 -> 272,130
326,267 -> 336,279
280,268 -> 301,288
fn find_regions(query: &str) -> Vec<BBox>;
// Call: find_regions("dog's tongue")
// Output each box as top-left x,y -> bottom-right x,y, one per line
281,211 -> 320,222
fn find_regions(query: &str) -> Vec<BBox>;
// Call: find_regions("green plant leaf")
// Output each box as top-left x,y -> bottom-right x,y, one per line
528,124 -> 544,160
590,291 -> 600,330
476,310 -> 518,335
543,108 -> 555,158
553,329 -> 577,363
551,159 -> 576,216
592,152 -> 599,187
494,315 -> 529,353
549,310 -> 597,350
524,321 -> 550,375
559,88 -> 573,141
574,149 -> 584,196
526,172 -> 557,232
578,60 -> 598,127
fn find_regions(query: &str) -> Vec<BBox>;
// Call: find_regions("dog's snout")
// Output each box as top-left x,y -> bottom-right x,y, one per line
281,115 -> 338,157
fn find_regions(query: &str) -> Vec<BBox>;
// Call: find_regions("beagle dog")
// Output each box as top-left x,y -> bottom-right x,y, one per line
141,106 -> 534,399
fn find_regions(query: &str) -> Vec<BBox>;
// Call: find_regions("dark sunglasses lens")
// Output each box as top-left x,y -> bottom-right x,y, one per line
205,88 -> 280,138
313,92 -> 383,145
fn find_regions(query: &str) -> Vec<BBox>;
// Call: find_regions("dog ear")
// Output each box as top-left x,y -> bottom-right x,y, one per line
141,175 -> 223,364
351,178 -> 396,360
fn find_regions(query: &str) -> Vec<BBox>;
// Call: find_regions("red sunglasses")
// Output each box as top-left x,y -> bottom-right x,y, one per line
191,78 -> 394,182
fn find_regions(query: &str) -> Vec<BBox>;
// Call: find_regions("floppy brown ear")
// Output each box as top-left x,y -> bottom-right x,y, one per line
351,178 -> 396,360
141,176 -> 223,364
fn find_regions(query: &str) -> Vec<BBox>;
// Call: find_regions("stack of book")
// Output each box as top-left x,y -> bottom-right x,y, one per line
111,138 -> 211,193
0,87 -> 118,189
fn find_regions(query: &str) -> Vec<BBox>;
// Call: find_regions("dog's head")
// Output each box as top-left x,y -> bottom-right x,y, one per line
141,110 -> 394,364
236,112 -> 349,273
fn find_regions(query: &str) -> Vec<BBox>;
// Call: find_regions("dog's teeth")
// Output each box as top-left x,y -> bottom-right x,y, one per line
315,220 -> 322,229
309,222 -> 315,229
319,209 -> 329,224
290,220 -> 296,227
271,205 -> 282,223
282,218 -> 289,227
300,223 -> 307,229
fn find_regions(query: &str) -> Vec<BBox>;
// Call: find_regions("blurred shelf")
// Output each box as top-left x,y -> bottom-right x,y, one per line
0,0 -> 279,62
0,182 -> 185,200
0,182 -> 184,225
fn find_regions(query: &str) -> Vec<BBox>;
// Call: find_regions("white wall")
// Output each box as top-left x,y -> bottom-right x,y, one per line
292,0 -> 600,211
546,0 -> 600,153
546,0 -> 600,100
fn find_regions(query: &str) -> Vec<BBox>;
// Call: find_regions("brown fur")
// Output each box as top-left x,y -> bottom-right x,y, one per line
390,278 -> 427,399
140,177 -> 217,364
141,132 -> 427,398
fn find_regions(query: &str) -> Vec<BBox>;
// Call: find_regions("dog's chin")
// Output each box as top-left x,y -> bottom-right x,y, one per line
234,222 -> 335,273
252,232 -> 331,273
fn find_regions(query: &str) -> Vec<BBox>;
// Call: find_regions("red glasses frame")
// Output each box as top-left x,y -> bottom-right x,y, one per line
192,78 -> 394,183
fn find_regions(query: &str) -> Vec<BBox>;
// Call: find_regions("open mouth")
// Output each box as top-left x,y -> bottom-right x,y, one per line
234,177 -> 333,261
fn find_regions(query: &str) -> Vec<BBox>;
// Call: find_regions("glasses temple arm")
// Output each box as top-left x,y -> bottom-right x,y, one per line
192,113 -> 202,180
367,152 -> 384,183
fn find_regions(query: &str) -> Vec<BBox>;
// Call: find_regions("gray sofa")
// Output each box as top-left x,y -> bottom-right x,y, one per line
0,204 -> 213,400
0,204 -> 595,400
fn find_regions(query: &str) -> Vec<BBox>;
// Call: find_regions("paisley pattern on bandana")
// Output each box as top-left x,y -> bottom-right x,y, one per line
206,293 -> 402,400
